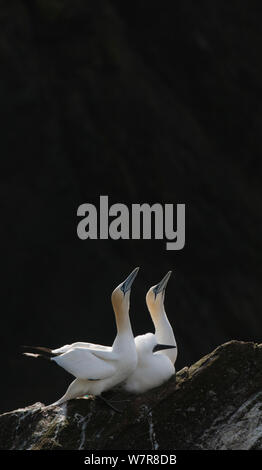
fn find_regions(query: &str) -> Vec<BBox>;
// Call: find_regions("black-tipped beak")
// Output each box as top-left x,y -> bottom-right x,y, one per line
153,343 -> 176,353
120,267 -> 140,295
153,270 -> 172,298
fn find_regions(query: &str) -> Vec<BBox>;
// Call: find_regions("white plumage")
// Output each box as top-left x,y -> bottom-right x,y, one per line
123,333 -> 175,393
52,342 -> 109,355
52,347 -> 117,381
146,271 -> 177,364
123,271 -> 177,394
24,267 -> 139,406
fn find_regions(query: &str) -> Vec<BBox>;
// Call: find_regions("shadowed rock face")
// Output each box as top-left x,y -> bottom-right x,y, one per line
1,340 -> 262,450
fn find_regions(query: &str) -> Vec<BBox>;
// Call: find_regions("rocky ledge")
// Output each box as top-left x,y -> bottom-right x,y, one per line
1,340 -> 262,450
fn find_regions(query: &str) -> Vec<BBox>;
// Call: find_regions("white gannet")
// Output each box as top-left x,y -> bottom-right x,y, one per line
23,267 -> 139,408
123,332 -> 175,393
146,271 -> 177,364
122,270 -> 177,394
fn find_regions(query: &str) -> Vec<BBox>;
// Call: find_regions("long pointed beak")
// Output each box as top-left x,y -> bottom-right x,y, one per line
153,343 -> 176,353
120,267 -> 140,295
153,270 -> 172,297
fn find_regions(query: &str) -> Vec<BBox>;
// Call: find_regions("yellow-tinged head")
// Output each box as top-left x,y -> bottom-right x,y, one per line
146,270 -> 172,315
111,267 -> 139,326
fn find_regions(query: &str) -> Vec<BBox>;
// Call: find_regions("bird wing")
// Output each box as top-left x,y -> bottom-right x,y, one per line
85,347 -> 119,361
53,347 -> 117,380
52,342 -> 110,354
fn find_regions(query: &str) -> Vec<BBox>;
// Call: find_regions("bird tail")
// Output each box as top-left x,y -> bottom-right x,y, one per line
21,345 -> 60,360
23,351 -> 52,361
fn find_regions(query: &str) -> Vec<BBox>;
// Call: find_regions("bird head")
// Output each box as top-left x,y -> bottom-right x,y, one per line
135,332 -> 176,357
146,270 -> 172,311
111,267 -> 139,313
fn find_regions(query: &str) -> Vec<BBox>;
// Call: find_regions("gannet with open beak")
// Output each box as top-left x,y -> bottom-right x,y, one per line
23,267 -> 139,407
146,271 -> 177,364
123,332 -> 175,393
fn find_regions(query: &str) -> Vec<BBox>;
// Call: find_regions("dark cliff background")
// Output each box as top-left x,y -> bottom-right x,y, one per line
1,0 -> 262,413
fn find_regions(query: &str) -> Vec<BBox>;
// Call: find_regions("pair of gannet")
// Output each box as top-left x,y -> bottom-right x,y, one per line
23,267 -> 177,408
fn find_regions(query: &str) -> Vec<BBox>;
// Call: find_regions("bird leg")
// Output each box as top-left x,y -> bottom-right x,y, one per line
47,378 -> 87,407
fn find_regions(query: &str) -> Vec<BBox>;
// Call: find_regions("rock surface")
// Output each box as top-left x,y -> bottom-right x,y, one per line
1,340 -> 262,450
